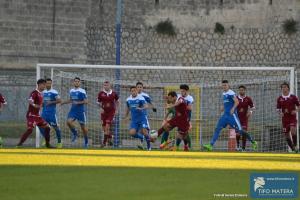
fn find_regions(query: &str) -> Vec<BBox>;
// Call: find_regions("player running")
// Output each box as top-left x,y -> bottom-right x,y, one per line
236,85 -> 255,151
17,79 -> 52,148
40,78 -> 62,148
97,80 -> 120,148
61,77 -> 89,148
277,82 -> 299,153
154,91 -> 190,150
124,86 -> 151,150
203,80 -> 257,151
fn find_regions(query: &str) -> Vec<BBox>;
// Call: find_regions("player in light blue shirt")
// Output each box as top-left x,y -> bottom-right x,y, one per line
136,82 -> 156,148
61,77 -> 89,148
124,86 -> 151,150
40,78 -> 62,148
203,80 -> 257,151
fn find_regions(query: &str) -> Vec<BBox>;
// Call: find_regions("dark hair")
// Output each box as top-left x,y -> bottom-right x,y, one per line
222,80 -> 229,84
104,80 -> 110,84
180,84 -> 189,91
239,85 -> 246,90
37,78 -> 46,85
136,82 -> 143,87
168,91 -> 177,97
74,77 -> 81,81
46,78 -> 52,82
281,82 -> 290,89
130,86 -> 136,90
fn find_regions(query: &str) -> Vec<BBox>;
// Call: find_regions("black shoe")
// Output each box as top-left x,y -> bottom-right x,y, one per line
46,144 -> 55,148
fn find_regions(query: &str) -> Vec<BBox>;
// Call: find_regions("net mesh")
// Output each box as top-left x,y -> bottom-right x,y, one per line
39,65 -> 294,152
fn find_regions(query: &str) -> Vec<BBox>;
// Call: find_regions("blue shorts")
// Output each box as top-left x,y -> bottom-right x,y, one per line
42,113 -> 58,127
217,113 -> 242,131
68,111 -> 86,125
129,118 -> 150,131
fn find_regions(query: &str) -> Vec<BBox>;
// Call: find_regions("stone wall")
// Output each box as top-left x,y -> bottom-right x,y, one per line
1,0 -> 299,68
0,0 -> 90,68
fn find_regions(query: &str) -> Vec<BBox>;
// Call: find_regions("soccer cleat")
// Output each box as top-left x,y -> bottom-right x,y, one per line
41,140 -> 46,147
184,145 -> 189,151
46,144 -> 55,148
251,141 -> 257,150
203,144 -> 213,151
147,147 -> 152,151
56,142 -> 63,149
137,141 -> 144,150
241,148 -> 246,152
159,141 -> 168,150
84,142 -> 89,149
236,146 -> 241,151
168,146 -> 176,151
15,145 -> 22,148
108,140 -> 114,147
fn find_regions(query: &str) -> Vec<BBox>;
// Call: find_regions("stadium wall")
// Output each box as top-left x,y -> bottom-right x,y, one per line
0,0 -> 300,122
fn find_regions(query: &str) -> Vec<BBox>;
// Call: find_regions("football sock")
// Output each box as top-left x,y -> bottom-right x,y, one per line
54,126 -> 62,143
18,128 -> 33,146
161,132 -> 169,143
176,138 -> 181,147
132,133 -> 144,140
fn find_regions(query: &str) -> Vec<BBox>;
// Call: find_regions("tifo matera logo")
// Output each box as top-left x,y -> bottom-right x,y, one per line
254,177 -> 265,192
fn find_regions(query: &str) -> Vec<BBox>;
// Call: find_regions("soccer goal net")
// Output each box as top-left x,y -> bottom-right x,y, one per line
36,64 -> 297,152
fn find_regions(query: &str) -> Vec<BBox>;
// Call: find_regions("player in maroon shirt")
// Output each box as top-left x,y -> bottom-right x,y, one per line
17,79 -> 52,148
236,85 -> 255,151
277,82 -> 299,152
97,81 -> 120,147
155,91 -> 190,151
0,93 -> 7,112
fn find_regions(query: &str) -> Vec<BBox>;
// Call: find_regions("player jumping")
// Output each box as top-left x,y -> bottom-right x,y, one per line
236,85 -> 255,151
40,78 -> 62,148
203,80 -> 257,151
17,79 -> 52,148
124,86 -> 151,150
277,82 -> 299,153
97,80 -> 120,148
61,77 -> 89,148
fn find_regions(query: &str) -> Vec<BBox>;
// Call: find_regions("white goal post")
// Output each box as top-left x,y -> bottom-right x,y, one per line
36,63 -> 298,152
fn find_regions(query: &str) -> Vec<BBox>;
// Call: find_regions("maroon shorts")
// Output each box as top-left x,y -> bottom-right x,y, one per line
27,115 -> 48,129
282,119 -> 297,135
168,117 -> 189,135
101,112 -> 115,126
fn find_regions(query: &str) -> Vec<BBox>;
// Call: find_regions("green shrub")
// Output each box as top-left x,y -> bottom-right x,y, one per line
155,19 -> 176,36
